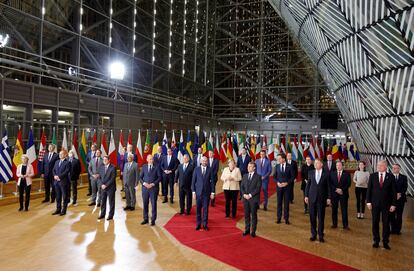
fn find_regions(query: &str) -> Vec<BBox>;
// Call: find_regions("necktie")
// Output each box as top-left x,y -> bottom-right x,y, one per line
149,165 -> 152,171
282,164 -> 285,173
49,153 -> 52,161
249,173 -> 252,181
395,175 -> 398,182
380,173 -> 384,188
168,156 -> 171,166
337,172 -> 341,182
316,171 -> 320,184
96,158 -> 98,168
202,167 -> 205,176
105,166 -> 108,174
59,160 -> 62,168
184,164 -> 187,171
128,163 -> 131,170
210,159 -> 212,167
261,159 -> 264,167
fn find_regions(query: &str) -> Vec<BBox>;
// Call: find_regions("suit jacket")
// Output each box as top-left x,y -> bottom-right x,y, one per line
52,159 -> 71,184
194,154 -> 204,168
86,150 -> 95,163
68,157 -> 81,181
175,163 -> 194,189
160,155 -> 179,174
99,164 -> 117,191
207,158 -> 219,182
16,164 -> 35,186
122,152 -> 138,169
255,158 -> 272,180
367,172 -> 397,208
305,170 -> 331,204
191,166 -> 215,197
273,163 -> 294,184
237,155 -> 251,176
394,174 -> 408,202
323,161 -> 334,174
329,170 -> 351,199
301,163 -> 315,190
88,157 -> 103,180
41,152 -> 59,178
287,160 -> 298,179
139,164 -> 161,189
153,153 -> 163,167
240,172 -> 262,203
123,161 -> 139,187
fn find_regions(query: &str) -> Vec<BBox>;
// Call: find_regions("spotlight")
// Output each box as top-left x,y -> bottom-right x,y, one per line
0,34 -> 9,48
109,61 -> 125,80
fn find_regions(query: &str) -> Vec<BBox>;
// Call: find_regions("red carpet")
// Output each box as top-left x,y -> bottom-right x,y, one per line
165,178 -> 358,271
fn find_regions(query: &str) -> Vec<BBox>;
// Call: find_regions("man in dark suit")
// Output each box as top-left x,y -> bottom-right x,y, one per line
68,150 -> 81,205
86,144 -> 97,196
139,155 -> 161,226
52,151 -> 71,216
255,150 -> 272,210
175,154 -> 194,215
367,160 -> 397,250
194,147 -> 204,168
88,149 -> 103,206
241,162 -> 262,237
323,154 -> 334,174
305,158 -> 331,242
123,153 -> 139,211
301,156 -> 314,214
153,146 -> 163,168
273,153 -> 294,224
287,153 -> 298,204
161,148 -> 179,203
207,150 -> 219,207
329,161 -> 351,230
192,156 -> 215,231
390,163 -> 408,235
97,156 -> 116,221
41,144 -> 59,203
237,147 -> 251,177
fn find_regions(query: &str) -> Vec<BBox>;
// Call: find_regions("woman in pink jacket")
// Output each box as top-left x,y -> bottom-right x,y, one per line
16,155 -> 34,211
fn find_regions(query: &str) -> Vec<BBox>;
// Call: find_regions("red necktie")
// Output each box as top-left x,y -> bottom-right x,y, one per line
380,174 -> 384,188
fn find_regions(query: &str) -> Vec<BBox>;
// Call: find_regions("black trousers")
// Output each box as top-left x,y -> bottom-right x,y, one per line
332,196 -> 348,227
54,181 -> 67,212
44,175 -> 56,201
162,173 -> 175,199
390,199 -> 406,234
277,186 -> 290,221
243,199 -> 259,233
289,181 -> 295,202
372,205 -> 391,244
18,179 -> 31,210
87,172 -> 92,194
303,190 -> 308,211
179,186 -> 192,214
309,201 -> 326,238
100,187 -> 116,219
143,188 -> 158,223
355,187 -> 367,213
224,190 -> 238,218
66,179 -> 78,204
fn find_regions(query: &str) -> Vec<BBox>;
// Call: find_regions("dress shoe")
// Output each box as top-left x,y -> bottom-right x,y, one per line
343,226 -> 350,231
72,201 -> 77,206
24,208 -> 28,212
122,196 -> 126,200
251,232 -> 256,238
263,206 -> 268,211
123,206 -> 131,211
141,220 -> 149,225
97,203 -> 101,207
162,198 -> 168,203
195,225 -> 201,231
204,226 -> 209,231
372,242 -> 379,248
319,238 -> 325,243
88,202 -> 95,206
52,210 -> 61,215
106,217 -> 113,221
130,207 -> 135,211
186,211 -> 191,215
310,237 -> 316,241
150,221 -> 155,226
97,215 -> 105,220
170,199 -> 174,204
243,231 -> 250,236
18,207 -> 23,211
276,220 -> 281,224
42,199 -> 49,203
86,193 -> 91,196
331,225 -> 337,229
50,199 -> 55,203
285,221 -> 290,225
59,212 -> 66,216
179,211 -> 184,215
383,243 -> 391,250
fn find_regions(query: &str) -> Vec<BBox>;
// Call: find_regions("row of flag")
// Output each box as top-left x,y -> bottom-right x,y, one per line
0,126 -> 361,184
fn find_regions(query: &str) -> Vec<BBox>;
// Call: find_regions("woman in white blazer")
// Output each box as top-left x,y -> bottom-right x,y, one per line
16,155 -> 34,211
221,159 -> 242,218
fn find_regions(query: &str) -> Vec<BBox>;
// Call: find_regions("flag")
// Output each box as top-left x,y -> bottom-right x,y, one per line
286,135 -> 292,154
342,142 -> 348,161
178,130 -> 185,163
303,136 -> 309,159
136,130 -> 145,166
12,126 -> 24,180
0,128 -> 13,183
207,131 -> 214,152
246,134 -> 252,159
201,131 -> 208,156
162,130 -> 168,155
232,134 -> 238,159
348,143 -> 356,161
61,128 -> 68,151
193,131 -> 199,157
238,133 -> 245,154
100,131 -> 108,156
308,136 -> 316,160
219,132 -> 227,162
26,127 -> 38,176
70,128 -> 79,159
354,144 -> 360,161
127,129 -> 133,146
51,127 -> 57,150
314,136 -> 320,159
143,130 -> 151,161
37,127 -> 46,174
331,139 -> 340,161
214,132 -> 220,160
226,134 -> 234,160
255,135 -> 261,159
268,132 -> 275,161
249,135 -> 255,159
262,134 -> 267,151
185,131 -> 193,159
118,130 -> 125,168
274,134 -> 280,156
92,129 -> 97,145
171,130 -> 178,158
292,135 -> 299,161
108,130 -> 117,166
320,138 -> 325,160
280,135 -> 286,155
152,132 -> 160,156
79,129 -> 88,173
338,142 -> 343,161
297,135 -> 304,161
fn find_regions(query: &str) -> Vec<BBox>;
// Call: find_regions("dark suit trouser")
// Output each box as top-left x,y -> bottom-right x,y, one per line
87,172 -> 92,194
44,175 -> 56,201
289,181 -> 295,202
332,196 -> 348,227
372,205 -> 390,244
100,187 -> 116,218
179,186 -> 192,213
244,199 -> 259,233
162,174 -> 175,199
309,201 -> 326,238
390,199 -> 405,233
54,181 -> 67,212
18,179 -> 31,210
262,178 -> 269,208
124,182 -> 136,207
66,179 -> 78,204
277,186 -> 290,221
196,195 -> 210,227
142,188 -> 158,222
224,190 -> 238,218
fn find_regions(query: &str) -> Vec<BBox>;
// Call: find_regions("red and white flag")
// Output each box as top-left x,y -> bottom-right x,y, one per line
100,131 -> 108,156
38,127 -> 46,162
108,130 -> 117,166
70,128 -> 79,159
136,130 -> 144,166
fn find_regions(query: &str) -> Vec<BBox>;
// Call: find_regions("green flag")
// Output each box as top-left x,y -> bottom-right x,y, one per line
52,127 -> 57,151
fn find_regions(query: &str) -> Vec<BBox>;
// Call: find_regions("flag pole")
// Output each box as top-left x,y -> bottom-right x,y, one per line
39,126 -> 44,192
0,182 -> 3,198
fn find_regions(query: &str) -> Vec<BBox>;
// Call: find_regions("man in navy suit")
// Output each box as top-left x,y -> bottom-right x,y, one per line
97,156 -> 117,221
241,162 -> 262,237
207,150 -> 219,207
305,158 -> 331,242
329,161 -> 351,230
274,153 -> 294,224
41,144 -> 59,203
175,154 -> 194,215
161,148 -> 179,203
52,150 -> 71,216
153,146 -> 163,168
390,163 -> 408,235
67,150 -> 81,205
255,150 -> 272,210
287,153 -> 298,204
367,160 -> 397,250
139,155 -> 161,226
192,156 -> 215,231
237,147 -> 251,177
